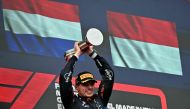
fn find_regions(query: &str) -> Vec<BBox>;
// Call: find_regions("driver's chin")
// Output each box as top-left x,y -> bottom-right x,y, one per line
85,91 -> 93,97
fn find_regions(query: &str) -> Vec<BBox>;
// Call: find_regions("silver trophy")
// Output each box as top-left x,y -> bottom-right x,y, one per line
64,28 -> 103,61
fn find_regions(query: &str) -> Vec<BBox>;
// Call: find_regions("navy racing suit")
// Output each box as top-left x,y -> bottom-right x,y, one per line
59,52 -> 114,109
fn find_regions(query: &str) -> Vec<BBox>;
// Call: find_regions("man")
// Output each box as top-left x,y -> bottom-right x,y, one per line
59,42 -> 114,109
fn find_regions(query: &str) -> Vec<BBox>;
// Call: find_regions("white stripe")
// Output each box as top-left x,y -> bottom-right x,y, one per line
3,9 -> 82,41
109,36 -> 182,75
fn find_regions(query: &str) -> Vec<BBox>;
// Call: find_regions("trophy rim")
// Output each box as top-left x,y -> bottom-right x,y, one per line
86,28 -> 103,46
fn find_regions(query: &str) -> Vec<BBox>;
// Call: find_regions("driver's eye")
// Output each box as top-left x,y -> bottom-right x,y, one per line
82,82 -> 95,86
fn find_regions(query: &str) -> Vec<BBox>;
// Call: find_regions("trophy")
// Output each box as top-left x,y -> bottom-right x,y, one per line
64,28 -> 103,61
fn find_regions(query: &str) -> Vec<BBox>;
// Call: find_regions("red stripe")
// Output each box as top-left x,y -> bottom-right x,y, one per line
55,76 -> 59,83
10,73 -> 55,109
0,86 -> 20,103
107,11 -> 178,48
113,83 -> 167,109
0,68 -> 33,86
2,0 -> 80,22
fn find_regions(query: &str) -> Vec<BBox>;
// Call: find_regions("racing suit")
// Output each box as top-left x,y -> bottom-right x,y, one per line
59,52 -> 114,109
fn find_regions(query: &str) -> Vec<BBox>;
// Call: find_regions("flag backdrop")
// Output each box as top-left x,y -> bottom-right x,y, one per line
107,11 -> 182,75
2,0 -> 82,57
0,0 -> 190,109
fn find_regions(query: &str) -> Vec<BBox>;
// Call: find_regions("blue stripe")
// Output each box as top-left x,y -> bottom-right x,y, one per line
5,31 -> 74,58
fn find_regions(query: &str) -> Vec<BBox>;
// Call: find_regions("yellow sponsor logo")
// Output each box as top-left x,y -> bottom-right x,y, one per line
80,73 -> 93,80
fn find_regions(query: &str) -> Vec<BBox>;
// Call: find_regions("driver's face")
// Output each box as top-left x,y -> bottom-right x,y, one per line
76,81 -> 96,97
